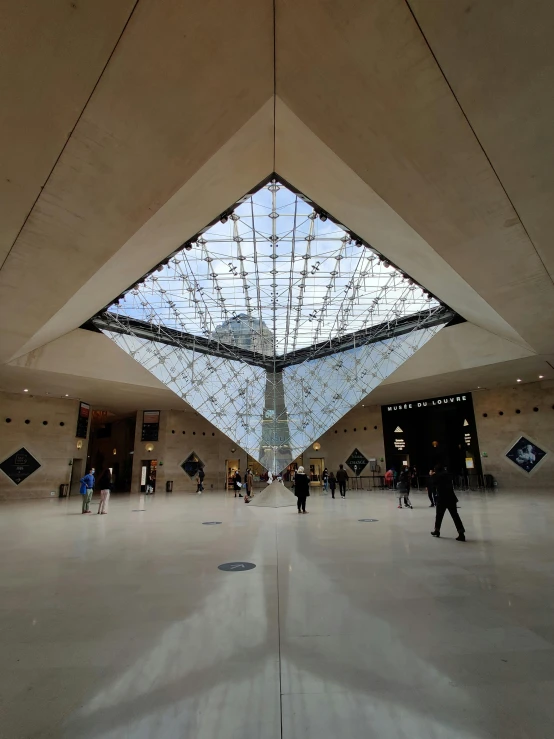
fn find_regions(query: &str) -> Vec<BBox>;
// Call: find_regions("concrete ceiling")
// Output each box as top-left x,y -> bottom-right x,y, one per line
1,0 -> 554,412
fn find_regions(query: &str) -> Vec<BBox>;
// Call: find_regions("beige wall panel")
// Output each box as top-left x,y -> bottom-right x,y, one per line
0,392 -> 89,500
311,405 -> 386,481
131,409 -> 249,494
0,0 -> 135,264
474,382 -> 554,488
409,0 -> 554,277
0,0 -> 273,362
275,0 -> 554,353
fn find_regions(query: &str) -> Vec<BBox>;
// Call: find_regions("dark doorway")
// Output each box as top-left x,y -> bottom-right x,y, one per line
140,460 -> 157,493
381,393 -> 482,485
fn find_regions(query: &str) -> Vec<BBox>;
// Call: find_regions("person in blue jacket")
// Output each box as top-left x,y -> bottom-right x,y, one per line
80,468 -> 95,514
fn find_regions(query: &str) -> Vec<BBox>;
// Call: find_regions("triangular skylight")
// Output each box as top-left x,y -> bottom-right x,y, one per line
93,177 -> 459,471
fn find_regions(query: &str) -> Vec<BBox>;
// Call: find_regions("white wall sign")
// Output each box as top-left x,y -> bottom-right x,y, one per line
386,395 -> 467,411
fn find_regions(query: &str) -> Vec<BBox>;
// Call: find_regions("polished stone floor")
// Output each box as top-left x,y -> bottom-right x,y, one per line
1,488 -> 553,739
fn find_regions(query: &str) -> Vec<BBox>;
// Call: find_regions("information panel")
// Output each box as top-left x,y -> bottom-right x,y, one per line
141,410 -> 160,442
76,402 -> 90,439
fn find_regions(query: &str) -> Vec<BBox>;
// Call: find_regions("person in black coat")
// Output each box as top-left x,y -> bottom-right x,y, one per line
294,466 -> 310,514
431,465 -> 466,541
427,469 -> 437,507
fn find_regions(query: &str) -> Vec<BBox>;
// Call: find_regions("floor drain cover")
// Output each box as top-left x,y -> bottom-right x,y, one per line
218,562 -> 256,571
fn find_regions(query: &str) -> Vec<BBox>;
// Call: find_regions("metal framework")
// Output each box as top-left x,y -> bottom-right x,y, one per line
93,178 -> 460,471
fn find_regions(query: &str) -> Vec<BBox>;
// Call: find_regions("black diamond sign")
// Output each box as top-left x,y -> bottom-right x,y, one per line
181,451 -> 205,478
345,448 -> 369,475
0,447 -> 41,485
506,436 -> 547,474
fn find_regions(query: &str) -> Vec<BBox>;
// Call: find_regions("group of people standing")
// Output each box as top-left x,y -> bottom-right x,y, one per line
231,468 -> 254,502
79,467 -> 112,515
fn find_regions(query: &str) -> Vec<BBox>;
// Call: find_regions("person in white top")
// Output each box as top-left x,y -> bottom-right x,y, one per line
98,468 -> 112,515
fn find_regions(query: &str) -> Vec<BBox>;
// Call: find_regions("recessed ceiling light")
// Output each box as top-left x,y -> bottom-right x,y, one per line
516,379 -> 521,383
65,394 -> 69,397
23,389 -> 28,392
539,375 -> 544,379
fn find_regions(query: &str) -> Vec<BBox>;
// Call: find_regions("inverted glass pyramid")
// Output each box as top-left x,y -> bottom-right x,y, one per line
94,177 -> 457,472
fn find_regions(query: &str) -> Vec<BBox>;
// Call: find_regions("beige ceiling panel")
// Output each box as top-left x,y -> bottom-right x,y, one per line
367,356 -> 554,407
275,0 -> 554,354
0,0 -> 273,362
0,0 -> 136,265
381,322 -> 534,385
10,329 -> 165,389
0,363 -> 180,415
409,0 -> 554,278
275,99 -> 529,348
15,99 -> 274,358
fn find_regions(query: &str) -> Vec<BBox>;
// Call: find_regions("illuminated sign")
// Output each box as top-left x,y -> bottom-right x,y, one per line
386,395 -> 468,411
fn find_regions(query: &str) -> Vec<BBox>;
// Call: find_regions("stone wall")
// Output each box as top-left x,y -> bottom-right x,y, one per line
0,392 -> 90,500
474,381 -> 554,488
313,404 -> 386,481
128,404 -> 386,493
131,408 -> 246,494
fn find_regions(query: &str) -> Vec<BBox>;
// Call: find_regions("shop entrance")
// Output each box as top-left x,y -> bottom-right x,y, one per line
225,459 -> 240,491
309,458 -> 324,485
140,460 -> 157,493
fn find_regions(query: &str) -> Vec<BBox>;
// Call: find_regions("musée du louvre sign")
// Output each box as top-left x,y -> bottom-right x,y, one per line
385,394 -> 470,412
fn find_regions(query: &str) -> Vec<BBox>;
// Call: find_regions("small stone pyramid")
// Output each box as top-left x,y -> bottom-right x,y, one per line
248,480 -> 297,508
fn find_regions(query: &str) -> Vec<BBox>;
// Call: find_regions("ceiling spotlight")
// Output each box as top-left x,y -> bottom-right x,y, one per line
382,260 -> 391,268
355,240 -> 362,247
65,394 -> 69,397
319,211 -> 328,222
23,388 -> 28,393
539,375 -> 544,379
516,378 -> 521,383
220,213 -> 229,224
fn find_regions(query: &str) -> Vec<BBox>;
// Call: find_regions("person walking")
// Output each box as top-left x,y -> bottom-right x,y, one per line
431,464 -> 466,541
427,469 -> 437,507
233,471 -> 242,498
336,464 -> 349,498
196,465 -> 205,494
97,468 -> 112,515
322,467 -> 329,494
397,468 -> 412,509
329,471 -> 336,499
80,467 -> 95,514
294,465 -> 310,513
146,473 -> 155,494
